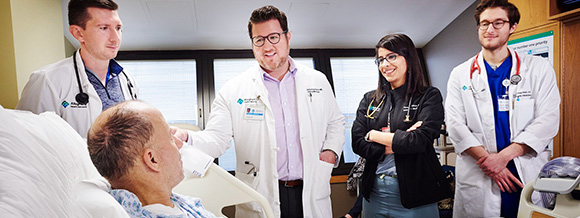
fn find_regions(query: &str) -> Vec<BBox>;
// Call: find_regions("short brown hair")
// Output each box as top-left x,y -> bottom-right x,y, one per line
87,102 -> 154,182
474,0 -> 520,28
68,0 -> 118,29
247,5 -> 288,39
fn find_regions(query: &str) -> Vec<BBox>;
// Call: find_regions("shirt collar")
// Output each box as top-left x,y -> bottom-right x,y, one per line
484,54 -> 512,75
108,59 -> 124,76
84,59 -> 124,79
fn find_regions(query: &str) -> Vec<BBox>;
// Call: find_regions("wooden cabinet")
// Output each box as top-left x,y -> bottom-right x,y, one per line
510,1 -> 580,158
511,0 -> 550,31
549,0 -> 580,20
562,17 -> 580,158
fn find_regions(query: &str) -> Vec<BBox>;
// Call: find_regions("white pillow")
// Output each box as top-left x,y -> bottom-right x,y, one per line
0,106 -> 128,217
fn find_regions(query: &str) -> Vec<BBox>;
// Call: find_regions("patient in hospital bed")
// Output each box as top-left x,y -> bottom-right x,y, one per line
87,100 -> 217,218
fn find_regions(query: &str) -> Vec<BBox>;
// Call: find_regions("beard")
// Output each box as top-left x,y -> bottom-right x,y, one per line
480,34 -> 510,51
259,54 -> 288,73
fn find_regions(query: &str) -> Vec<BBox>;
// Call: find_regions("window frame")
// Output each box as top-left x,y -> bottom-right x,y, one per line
116,48 -> 385,175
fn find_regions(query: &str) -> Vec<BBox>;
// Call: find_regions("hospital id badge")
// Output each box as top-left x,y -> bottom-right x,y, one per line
498,95 -> 509,112
244,103 -> 265,120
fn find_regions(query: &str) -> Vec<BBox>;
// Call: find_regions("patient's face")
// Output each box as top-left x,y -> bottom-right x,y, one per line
149,110 -> 184,187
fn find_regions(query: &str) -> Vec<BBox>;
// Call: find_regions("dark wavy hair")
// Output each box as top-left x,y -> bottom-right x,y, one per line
474,0 -> 520,28
371,33 -> 428,102
68,0 -> 118,29
247,5 -> 288,39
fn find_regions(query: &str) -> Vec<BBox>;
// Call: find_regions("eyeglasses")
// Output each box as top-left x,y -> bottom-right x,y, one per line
251,31 -> 287,47
478,20 -> 509,30
374,53 -> 399,66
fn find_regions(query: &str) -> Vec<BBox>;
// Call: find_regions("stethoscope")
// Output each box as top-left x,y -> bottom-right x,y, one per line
469,52 -> 522,94
365,94 -> 414,123
73,51 -> 136,105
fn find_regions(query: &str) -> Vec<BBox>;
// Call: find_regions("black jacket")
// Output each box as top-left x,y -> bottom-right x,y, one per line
351,85 -> 452,209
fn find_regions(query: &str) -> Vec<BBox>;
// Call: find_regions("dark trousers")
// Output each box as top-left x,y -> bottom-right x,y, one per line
279,183 -> 304,218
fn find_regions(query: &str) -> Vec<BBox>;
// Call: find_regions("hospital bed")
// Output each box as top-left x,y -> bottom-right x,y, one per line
170,122 -> 275,218
174,162 -> 275,217
518,157 -> 580,218
0,106 -> 272,217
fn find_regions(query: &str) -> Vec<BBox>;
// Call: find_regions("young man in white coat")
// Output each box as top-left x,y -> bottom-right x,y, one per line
445,0 -> 560,217
17,0 -> 137,138
175,5 -> 345,218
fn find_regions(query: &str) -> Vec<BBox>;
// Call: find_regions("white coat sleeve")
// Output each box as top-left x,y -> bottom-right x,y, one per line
320,79 -> 345,158
512,59 -> 560,154
445,64 -> 483,155
188,90 -> 234,158
16,72 -> 60,115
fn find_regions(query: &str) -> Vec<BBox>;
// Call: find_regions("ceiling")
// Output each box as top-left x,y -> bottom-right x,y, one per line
62,0 -> 476,51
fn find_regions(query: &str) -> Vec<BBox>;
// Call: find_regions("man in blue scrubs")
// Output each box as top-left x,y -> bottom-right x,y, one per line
445,0 -> 561,217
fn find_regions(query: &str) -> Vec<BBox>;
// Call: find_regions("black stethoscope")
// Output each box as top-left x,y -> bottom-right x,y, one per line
73,51 -> 136,105
470,52 -> 522,90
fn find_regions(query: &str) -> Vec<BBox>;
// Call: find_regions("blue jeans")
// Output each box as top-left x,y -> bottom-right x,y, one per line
363,175 -> 439,218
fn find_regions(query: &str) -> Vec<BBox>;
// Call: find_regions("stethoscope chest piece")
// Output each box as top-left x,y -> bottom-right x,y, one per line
75,92 -> 89,105
510,74 -> 521,85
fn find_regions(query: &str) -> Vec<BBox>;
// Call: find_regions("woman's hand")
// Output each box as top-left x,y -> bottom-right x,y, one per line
406,121 -> 423,132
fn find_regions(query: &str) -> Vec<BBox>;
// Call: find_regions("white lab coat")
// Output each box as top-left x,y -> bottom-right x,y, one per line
445,48 -> 560,217
16,50 -> 138,138
189,61 -> 345,218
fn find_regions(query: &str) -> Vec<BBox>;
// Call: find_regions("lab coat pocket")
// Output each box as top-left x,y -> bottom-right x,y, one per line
314,160 -> 333,200
236,170 -> 259,189
514,99 -> 535,133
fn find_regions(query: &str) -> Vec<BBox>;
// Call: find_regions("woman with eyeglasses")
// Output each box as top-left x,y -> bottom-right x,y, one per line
351,33 -> 452,217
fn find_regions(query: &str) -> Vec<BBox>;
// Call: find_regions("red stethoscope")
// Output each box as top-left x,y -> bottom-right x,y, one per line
470,52 -> 522,85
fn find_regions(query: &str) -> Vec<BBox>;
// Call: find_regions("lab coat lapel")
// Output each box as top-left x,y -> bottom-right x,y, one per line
250,66 -> 273,114
474,53 -> 498,153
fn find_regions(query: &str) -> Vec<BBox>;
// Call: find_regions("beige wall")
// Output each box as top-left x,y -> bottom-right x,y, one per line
0,1 -> 18,108
0,0 -> 66,109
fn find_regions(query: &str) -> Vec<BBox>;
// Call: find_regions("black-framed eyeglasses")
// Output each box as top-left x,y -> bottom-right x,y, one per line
478,20 -> 509,30
252,31 -> 288,47
374,53 -> 399,66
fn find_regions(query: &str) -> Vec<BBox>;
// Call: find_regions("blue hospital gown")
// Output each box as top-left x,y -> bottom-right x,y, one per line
109,189 -> 217,218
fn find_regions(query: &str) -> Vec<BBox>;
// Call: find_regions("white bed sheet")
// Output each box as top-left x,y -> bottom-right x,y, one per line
0,106 -> 128,217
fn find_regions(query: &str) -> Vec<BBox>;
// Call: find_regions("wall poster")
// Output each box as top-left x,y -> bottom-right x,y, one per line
508,31 -> 554,65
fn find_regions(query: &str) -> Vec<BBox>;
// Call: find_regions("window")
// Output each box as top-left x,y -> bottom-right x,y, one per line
117,60 -> 198,125
213,58 -> 314,171
330,57 -> 379,163
115,49 -> 379,174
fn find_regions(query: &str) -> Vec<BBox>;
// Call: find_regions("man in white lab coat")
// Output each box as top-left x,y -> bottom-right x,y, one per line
176,5 -> 345,218
17,0 -> 137,138
445,0 -> 560,217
